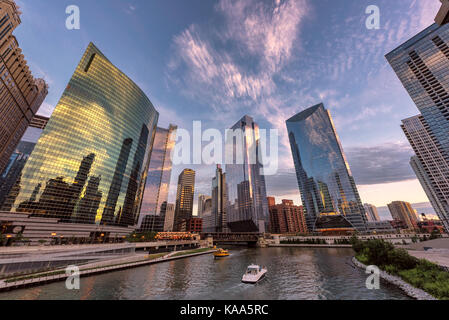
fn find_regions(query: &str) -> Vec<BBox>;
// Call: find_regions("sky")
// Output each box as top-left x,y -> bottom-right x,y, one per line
15,0 -> 443,219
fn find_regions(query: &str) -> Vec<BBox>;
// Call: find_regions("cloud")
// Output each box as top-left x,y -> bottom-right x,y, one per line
345,142 -> 416,185
36,102 -> 55,117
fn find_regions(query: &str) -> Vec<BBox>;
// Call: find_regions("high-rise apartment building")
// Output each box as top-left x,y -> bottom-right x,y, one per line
364,203 -> 380,222
286,104 -> 367,232
225,115 -> 269,233
0,0 -> 48,174
386,8 -> 449,232
212,165 -> 228,232
387,201 -> 419,231
0,115 -> 49,208
1,43 -> 159,229
174,169 -> 195,231
401,116 -> 449,230
268,197 -> 307,234
138,125 -> 177,231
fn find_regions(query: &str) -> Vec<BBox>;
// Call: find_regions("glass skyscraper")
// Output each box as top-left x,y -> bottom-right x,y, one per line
138,125 -> 177,231
1,43 -> 159,228
386,19 -> 449,231
0,115 -> 49,209
225,115 -> 269,233
286,104 -> 366,232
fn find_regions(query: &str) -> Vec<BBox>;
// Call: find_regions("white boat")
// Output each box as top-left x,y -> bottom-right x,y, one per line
241,264 -> 267,284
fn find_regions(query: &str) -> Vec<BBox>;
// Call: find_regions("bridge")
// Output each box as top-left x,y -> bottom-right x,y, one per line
200,232 -> 267,246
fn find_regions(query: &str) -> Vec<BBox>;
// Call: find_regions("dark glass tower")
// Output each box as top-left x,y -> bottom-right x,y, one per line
225,115 -> 269,233
286,104 -> 366,232
2,43 -> 159,227
138,125 -> 177,231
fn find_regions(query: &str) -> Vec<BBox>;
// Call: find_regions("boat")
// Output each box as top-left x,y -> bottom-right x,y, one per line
213,248 -> 230,258
241,264 -> 267,283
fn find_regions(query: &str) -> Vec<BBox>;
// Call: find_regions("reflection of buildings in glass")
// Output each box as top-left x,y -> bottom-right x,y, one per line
174,169 -> 196,231
138,125 -> 177,231
386,17 -> 449,232
0,116 -> 49,209
212,165 -> 228,232
2,43 -> 159,228
286,104 -> 366,232
75,176 -> 103,224
0,1 -> 48,174
225,115 -> 269,233
102,138 -> 133,225
119,125 -> 149,226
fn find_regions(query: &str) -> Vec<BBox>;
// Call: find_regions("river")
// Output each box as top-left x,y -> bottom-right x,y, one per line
0,247 -> 410,300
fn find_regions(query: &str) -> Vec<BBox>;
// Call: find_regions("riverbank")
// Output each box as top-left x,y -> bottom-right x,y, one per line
270,244 -> 352,248
352,256 -> 436,300
0,248 -> 215,292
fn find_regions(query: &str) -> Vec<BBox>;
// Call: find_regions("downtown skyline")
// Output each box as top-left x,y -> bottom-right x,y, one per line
12,0 -> 444,219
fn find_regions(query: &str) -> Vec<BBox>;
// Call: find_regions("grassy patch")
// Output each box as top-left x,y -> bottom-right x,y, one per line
352,237 -> 449,300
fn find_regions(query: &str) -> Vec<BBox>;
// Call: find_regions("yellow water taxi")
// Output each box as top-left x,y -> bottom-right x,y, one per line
213,248 -> 230,258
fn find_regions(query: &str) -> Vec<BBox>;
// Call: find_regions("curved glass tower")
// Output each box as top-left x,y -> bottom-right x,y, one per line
2,43 -> 159,227
286,104 -> 366,232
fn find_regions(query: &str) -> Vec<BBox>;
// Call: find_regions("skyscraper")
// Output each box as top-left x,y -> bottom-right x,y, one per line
0,115 -> 49,208
401,116 -> 449,230
2,43 -> 159,228
364,204 -> 380,222
174,168 -> 196,231
0,1 -> 48,174
387,201 -> 419,231
386,11 -> 449,232
197,194 -> 211,218
225,115 -> 269,233
138,125 -> 177,231
286,103 -> 367,232
212,164 -> 228,232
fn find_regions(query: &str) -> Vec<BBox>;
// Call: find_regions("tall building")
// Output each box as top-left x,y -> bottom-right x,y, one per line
0,1 -> 48,174
387,201 -> 419,231
212,164 -> 228,232
225,115 -> 269,233
173,169 -> 195,231
1,43 -> 159,229
162,202 -> 175,232
386,5 -> 449,232
364,203 -> 380,222
268,197 -> 307,234
410,155 -> 449,229
197,194 -> 211,218
286,103 -> 367,233
0,115 -> 49,208
138,125 -> 177,231
401,116 -> 449,230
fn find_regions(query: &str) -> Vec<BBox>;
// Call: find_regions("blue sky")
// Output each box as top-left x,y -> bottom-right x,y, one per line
16,0 -> 442,219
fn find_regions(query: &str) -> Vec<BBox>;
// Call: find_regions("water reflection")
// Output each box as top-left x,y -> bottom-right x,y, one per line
0,248 -> 410,300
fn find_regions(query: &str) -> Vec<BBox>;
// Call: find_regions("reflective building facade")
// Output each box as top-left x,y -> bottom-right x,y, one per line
2,43 -> 159,228
0,115 -> 49,209
212,165 -> 228,232
386,20 -> 449,232
138,125 -> 177,231
286,104 -> 366,232
225,115 -> 269,233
